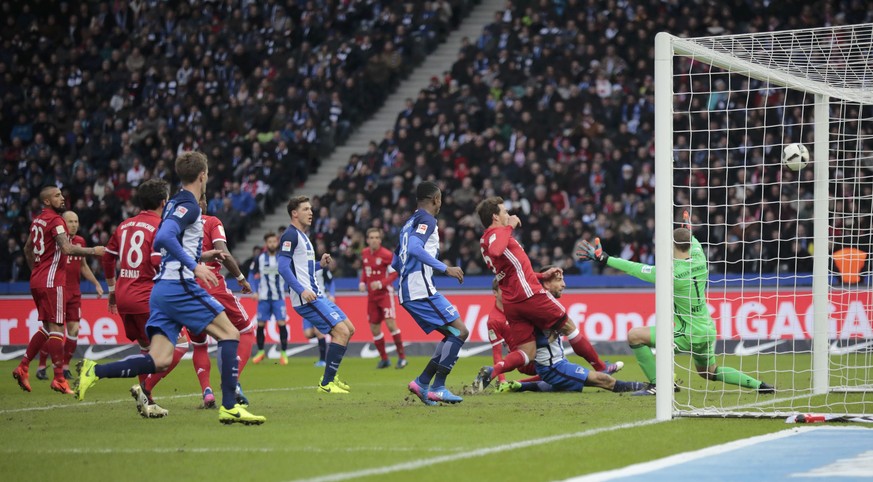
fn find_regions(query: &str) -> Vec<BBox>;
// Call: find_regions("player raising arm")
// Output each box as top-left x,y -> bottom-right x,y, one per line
13,186 -> 105,395
575,213 -> 775,396
277,196 -> 356,394
396,181 -> 468,405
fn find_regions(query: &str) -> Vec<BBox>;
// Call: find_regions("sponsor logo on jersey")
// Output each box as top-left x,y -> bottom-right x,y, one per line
173,206 -> 188,218
416,223 -> 428,234
281,241 -> 292,251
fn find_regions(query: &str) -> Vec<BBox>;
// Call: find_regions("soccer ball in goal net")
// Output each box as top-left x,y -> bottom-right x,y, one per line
654,24 -> 873,419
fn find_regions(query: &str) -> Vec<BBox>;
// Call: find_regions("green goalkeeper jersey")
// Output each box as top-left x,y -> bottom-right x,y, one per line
605,236 -> 715,337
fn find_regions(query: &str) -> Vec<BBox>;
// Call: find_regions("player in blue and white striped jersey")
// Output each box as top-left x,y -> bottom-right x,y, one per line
74,151 -> 264,424
277,196 -> 356,394
249,232 -> 290,365
393,181 -> 467,405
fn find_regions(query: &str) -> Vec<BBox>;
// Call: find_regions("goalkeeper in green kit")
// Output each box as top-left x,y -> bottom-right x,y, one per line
575,213 -> 775,396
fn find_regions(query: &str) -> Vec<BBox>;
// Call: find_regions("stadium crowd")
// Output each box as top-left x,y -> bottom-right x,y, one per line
308,0 -> 872,279
0,0 -> 467,282
2,0 -> 871,284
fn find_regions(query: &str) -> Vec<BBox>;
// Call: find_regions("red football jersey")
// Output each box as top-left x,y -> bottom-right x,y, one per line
103,210 -> 162,314
480,225 -> 543,304
201,214 -> 227,277
65,235 -> 86,293
486,304 -> 514,349
29,208 -> 68,289
360,246 -> 398,300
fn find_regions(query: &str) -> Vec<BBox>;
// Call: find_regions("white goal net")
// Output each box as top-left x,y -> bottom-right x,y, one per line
654,24 -> 873,419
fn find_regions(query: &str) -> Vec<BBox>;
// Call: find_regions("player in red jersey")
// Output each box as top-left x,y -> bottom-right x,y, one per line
359,227 -> 406,369
102,179 -> 170,416
164,194 -> 254,408
486,277 -> 540,390
12,186 -> 105,394
36,211 -> 104,381
472,197 -> 620,391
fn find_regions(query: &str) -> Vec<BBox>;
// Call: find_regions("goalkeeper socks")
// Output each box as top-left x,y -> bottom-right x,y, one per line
238,330 -> 255,373
278,324 -> 288,351
192,342 -> 212,392
317,337 -> 327,361
631,344 -> 657,383
216,339 -> 240,410
493,350 -> 529,379
144,344 -> 188,393
256,325 -> 265,350
373,333 -> 389,361
95,354 -> 156,378
391,330 -> 405,359
715,366 -> 761,389
21,327 -> 49,365
63,336 -> 77,369
321,343 -> 347,385
567,328 -> 605,371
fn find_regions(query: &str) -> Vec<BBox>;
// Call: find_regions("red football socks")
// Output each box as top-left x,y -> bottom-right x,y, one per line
492,350 -> 529,379
144,345 -> 187,393
373,333 -> 388,361
567,328 -> 606,372
46,332 -> 65,380
192,342 -> 212,392
21,327 -> 49,366
391,330 -> 405,359
63,337 -> 77,369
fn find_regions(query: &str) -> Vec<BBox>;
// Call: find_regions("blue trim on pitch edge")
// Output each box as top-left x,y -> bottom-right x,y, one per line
0,272 -> 821,295
612,428 -> 873,482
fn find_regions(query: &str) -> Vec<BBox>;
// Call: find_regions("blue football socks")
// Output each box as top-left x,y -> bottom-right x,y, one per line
322,342 -> 347,384
217,340 -> 240,410
94,354 -> 156,379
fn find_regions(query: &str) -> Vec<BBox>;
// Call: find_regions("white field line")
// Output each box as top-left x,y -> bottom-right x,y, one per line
289,419 -> 664,482
557,427 -> 822,482
0,446 -> 458,455
0,383 -> 396,415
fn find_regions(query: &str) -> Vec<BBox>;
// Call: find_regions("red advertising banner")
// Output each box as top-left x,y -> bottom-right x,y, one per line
1,289 -> 871,346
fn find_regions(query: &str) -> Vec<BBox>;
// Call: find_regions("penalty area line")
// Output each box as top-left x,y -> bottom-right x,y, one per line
289,418 -> 663,482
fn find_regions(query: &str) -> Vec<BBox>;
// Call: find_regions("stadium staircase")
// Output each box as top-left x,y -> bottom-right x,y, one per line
233,0 -> 504,260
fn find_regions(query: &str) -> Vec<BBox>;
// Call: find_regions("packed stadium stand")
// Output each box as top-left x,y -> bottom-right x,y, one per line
1,0 -> 869,283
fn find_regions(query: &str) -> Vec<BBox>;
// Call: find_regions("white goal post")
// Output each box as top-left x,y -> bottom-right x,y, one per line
654,24 -> 873,420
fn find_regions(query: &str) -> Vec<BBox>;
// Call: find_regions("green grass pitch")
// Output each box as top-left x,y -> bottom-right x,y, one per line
2,355 -> 869,482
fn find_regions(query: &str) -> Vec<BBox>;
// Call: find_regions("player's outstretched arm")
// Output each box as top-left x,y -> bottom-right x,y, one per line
56,233 -> 104,257
575,237 -> 657,283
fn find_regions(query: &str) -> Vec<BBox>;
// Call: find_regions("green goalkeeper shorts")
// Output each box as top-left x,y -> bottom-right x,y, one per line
649,325 -> 717,368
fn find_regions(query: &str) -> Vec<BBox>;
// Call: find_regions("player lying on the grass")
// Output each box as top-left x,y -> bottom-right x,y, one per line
75,151 -> 265,425
13,186 -> 105,395
36,210 -> 104,382
396,182 -> 468,405
278,196 -> 356,394
488,267 -> 644,394
575,212 -> 775,396
473,197 -> 620,392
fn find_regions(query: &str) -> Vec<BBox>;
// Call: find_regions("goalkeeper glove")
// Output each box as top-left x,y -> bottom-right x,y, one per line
575,237 -> 609,265
681,210 -> 691,230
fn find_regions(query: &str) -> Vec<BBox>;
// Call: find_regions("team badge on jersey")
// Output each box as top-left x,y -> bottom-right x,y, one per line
416,223 -> 428,234
281,241 -> 292,251
173,206 -> 188,218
